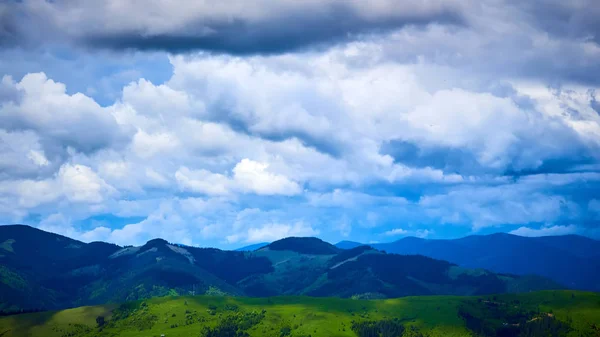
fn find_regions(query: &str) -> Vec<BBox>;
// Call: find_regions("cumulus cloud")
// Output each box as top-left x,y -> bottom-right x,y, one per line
175,167 -> 232,196
384,228 -> 408,236
0,73 -> 129,153
510,224 -> 579,237
232,159 -> 301,196
383,228 -> 432,238
58,164 -> 115,204
176,159 -> 301,196
228,221 -> 319,243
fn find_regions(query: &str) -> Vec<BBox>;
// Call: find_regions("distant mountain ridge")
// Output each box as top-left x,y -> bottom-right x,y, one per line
334,240 -> 364,250
0,225 -> 562,313
336,233 -> 600,291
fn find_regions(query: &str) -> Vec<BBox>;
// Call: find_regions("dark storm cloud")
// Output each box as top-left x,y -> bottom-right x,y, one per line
514,0 -> 600,44
0,2 -> 20,47
83,5 -> 464,55
0,0 -> 468,55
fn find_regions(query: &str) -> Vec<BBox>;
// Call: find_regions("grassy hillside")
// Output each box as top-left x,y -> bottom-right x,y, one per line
1,291 -> 598,337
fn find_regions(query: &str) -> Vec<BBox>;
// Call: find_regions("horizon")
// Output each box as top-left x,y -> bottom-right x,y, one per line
4,223 -> 596,251
0,0 -> 599,249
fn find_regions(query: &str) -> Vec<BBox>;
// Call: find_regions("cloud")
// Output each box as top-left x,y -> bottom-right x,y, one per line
510,224 -> 579,237
515,0 -> 600,45
418,182 -> 580,229
589,199 -> 600,215
228,221 -> 319,243
232,159 -> 301,196
384,228 -> 408,236
176,159 -> 301,196
5,0 -> 465,55
175,167 -> 231,196
0,73 -> 130,154
307,189 -> 407,208
0,178 -> 61,209
131,130 -> 179,159
0,3 -> 20,47
58,164 -> 115,204
1,1 -> 600,246
27,150 -> 49,167
383,228 -> 432,238
0,129 -> 53,179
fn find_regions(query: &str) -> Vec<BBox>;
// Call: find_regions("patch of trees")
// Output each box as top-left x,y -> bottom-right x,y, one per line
200,310 -> 266,337
108,301 -> 157,331
329,254 -> 452,285
189,248 -> 274,283
458,300 -> 572,337
351,319 -> 426,337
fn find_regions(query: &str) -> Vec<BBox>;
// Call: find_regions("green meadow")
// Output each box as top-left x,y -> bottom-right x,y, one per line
1,290 -> 599,337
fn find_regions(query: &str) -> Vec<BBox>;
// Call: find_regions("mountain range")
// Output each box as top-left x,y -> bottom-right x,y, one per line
335,233 -> 600,291
0,225 -> 565,313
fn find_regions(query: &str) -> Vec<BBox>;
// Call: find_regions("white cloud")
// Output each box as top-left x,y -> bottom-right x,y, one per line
176,159 -> 301,197
232,159 -> 301,196
0,73 -> 127,152
9,179 -> 61,208
384,228 -> 408,236
107,223 -> 145,246
27,150 -> 49,167
58,164 -> 114,204
383,228 -> 432,238
80,226 -> 112,242
131,130 -> 179,159
121,78 -> 202,117
510,225 -> 579,237
229,221 -> 319,243
175,167 -> 231,196
0,129 -> 52,178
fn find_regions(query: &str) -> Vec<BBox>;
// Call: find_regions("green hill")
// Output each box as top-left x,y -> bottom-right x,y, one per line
0,291 -> 599,337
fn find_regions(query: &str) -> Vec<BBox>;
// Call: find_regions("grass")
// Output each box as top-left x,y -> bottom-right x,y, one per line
0,290 -> 598,337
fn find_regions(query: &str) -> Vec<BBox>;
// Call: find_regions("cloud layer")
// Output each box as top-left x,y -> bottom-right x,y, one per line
2,0 -> 465,54
0,0 -> 599,247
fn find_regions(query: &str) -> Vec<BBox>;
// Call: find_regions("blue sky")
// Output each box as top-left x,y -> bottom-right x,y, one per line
0,0 -> 599,249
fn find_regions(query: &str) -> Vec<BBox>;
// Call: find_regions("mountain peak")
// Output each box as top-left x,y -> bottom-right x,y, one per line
264,237 -> 340,255
143,238 -> 169,248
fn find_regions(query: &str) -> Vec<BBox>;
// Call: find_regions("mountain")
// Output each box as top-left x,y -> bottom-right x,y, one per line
260,237 -> 341,254
367,233 -> 600,291
234,242 -> 269,251
0,225 -> 562,313
335,240 -> 364,249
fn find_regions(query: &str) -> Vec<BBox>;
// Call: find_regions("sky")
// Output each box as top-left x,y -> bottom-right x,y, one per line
0,0 -> 599,249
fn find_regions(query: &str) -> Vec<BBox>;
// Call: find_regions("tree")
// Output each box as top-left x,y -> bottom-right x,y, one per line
96,316 -> 105,327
